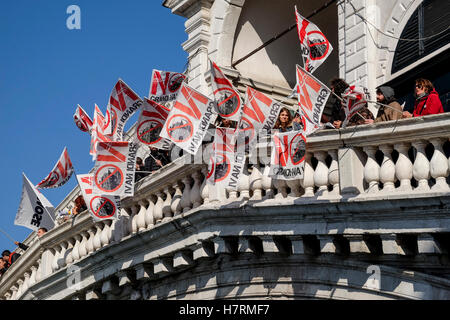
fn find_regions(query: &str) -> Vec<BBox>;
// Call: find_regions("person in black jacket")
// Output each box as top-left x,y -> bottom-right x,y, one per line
2,250 -> 21,268
144,146 -> 170,174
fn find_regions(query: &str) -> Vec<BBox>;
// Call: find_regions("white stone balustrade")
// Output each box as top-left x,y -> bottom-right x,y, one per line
2,113 -> 450,299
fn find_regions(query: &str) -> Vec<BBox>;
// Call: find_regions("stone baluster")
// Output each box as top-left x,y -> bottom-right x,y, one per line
429,138 -> 450,191
101,220 -> 113,247
29,266 -> 37,287
120,207 -> 132,238
35,260 -> 42,283
394,142 -> 413,192
4,292 -> 11,300
162,186 -> 174,222
78,231 -> 89,259
328,150 -> 340,196
15,280 -> 23,299
10,286 -> 18,300
190,171 -> 203,208
273,179 -> 288,199
301,153 -> 315,197
227,186 -> 238,200
412,140 -> 430,191
363,146 -> 380,193
86,227 -> 96,255
130,205 -> 139,234
379,145 -> 395,193
153,191 -> 165,223
93,223 -> 103,251
171,182 -> 183,216
238,163 -> 250,200
145,195 -> 155,229
51,247 -> 60,272
249,163 -> 263,200
286,179 -> 302,198
71,235 -> 82,262
261,166 -> 274,199
65,239 -> 75,266
314,151 -> 329,197
200,168 -> 210,204
58,242 -> 68,269
22,272 -> 30,295
181,177 -> 193,213
136,200 -> 147,232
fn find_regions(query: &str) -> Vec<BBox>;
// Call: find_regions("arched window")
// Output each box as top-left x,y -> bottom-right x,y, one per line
391,0 -> 450,74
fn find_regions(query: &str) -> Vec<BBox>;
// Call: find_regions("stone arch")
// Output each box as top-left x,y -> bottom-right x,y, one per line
377,0 -> 423,84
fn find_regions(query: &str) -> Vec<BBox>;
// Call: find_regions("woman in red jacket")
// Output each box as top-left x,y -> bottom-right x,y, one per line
403,78 -> 444,118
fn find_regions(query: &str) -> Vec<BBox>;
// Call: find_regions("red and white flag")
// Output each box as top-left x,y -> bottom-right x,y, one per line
148,69 -> 186,104
236,86 -> 282,154
91,141 -> 137,197
36,147 -> 74,189
77,174 -> 120,221
136,98 -> 171,150
342,85 -> 370,128
104,79 -> 143,141
90,104 -> 112,160
209,59 -> 243,121
161,83 -> 217,155
270,130 -> 306,180
73,104 -> 93,133
207,128 -> 244,190
295,6 -> 333,73
296,65 -> 331,136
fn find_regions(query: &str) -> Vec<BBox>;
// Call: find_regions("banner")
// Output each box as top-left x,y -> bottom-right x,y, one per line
342,85 -> 370,128
295,6 -> 333,73
90,104 -> 112,160
36,147 -> 74,189
209,59 -> 243,121
207,128 -> 245,190
296,64 -> 331,135
269,130 -> 306,180
236,86 -> 282,154
73,104 -> 93,133
104,79 -> 143,141
77,174 -> 120,221
161,83 -> 217,155
15,173 -> 55,231
136,98 -> 171,150
148,69 -> 186,103
92,141 -> 137,197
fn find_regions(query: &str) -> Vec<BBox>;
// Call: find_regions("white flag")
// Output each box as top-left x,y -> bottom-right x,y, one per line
90,104 -> 112,160
73,104 -> 93,133
104,79 -> 143,141
342,85 -> 371,128
91,141 -> 137,197
77,174 -> 120,221
161,83 -> 217,155
296,64 -> 331,135
136,98 -> 172,150
207,128 -> 245,190
36,147 -> 74,189
295,6 -> 333,73
269,130 -> 306,180
148,69 -> 186,103
209,59 -> 243,121
15,173 -> 55,231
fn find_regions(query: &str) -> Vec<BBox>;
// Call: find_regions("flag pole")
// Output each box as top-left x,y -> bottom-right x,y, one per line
0,227 -> 16,244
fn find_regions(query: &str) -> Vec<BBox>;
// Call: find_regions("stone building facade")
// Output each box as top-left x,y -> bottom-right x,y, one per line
0,0 -> 449,300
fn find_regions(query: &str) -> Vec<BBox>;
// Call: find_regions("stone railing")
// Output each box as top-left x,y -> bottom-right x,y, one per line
1,113 -> 450,299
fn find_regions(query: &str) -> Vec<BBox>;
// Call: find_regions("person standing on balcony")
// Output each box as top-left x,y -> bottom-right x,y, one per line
144,146 -> 170,174
322,78 -> 349,128
364,86 -> 403,124
273,107 -> 301,132
72,195 -> 87,217
0,258 -> 7,276
403,78 -> 444,118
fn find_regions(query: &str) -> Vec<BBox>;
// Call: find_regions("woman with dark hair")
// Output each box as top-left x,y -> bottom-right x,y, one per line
403,78 -> 443,118
72,195 -> 87,216
273,107 -> 301,132
322,78 -> 349,127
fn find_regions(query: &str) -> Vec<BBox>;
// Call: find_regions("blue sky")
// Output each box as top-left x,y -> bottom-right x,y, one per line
0,1 -> 187,250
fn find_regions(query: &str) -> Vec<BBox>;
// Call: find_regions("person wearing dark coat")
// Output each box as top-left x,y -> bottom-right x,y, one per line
144,147 -> 170,173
